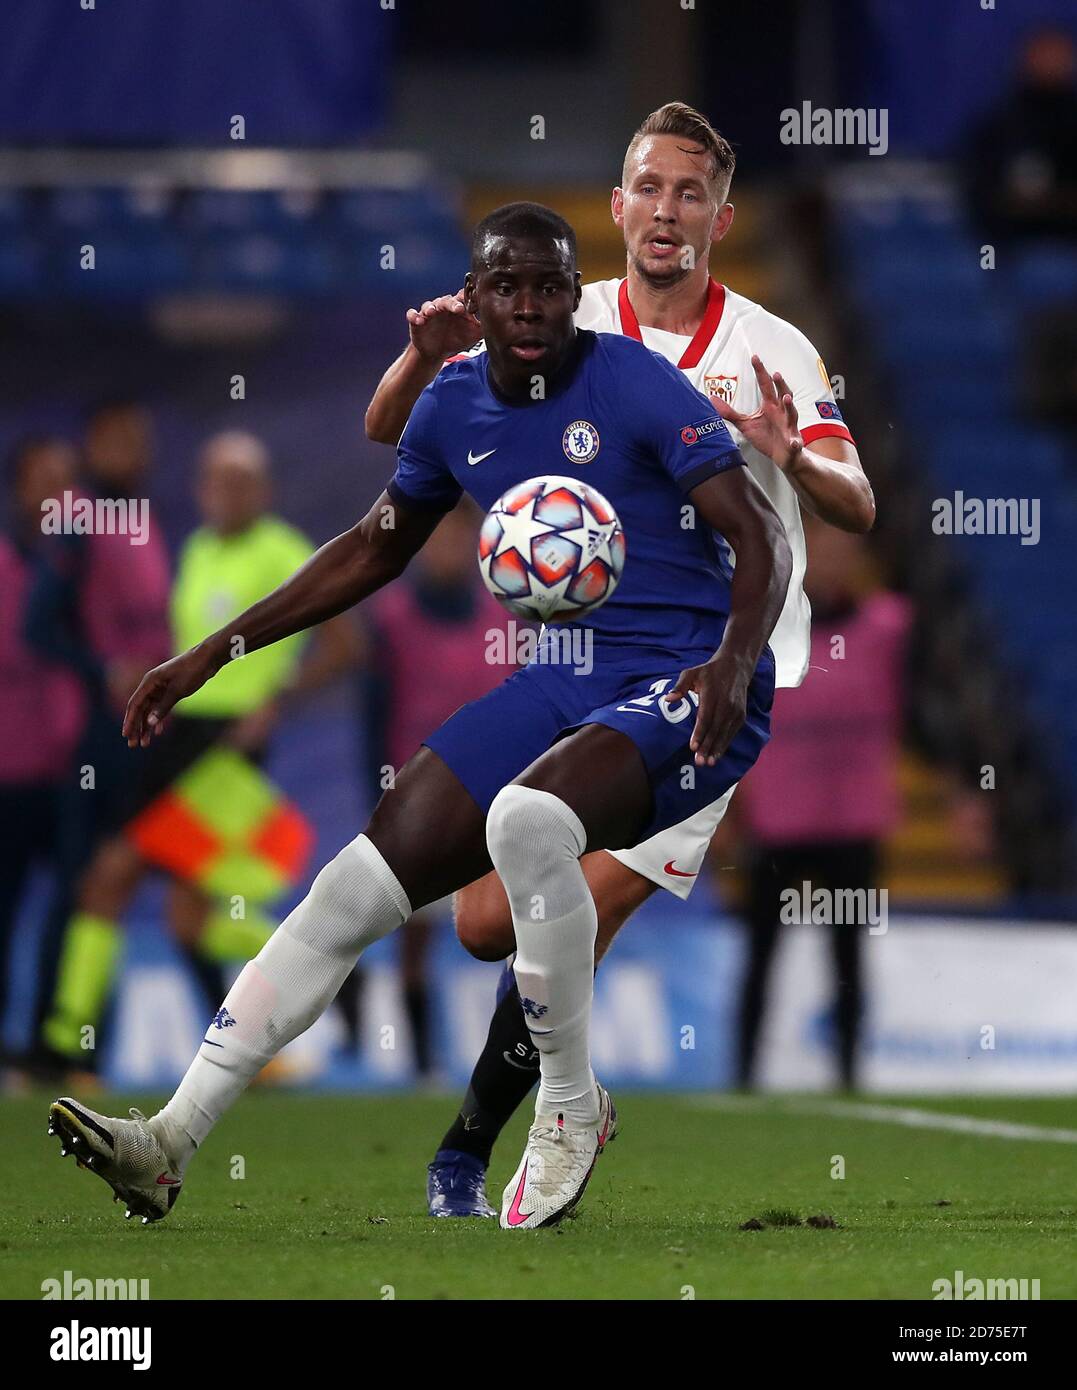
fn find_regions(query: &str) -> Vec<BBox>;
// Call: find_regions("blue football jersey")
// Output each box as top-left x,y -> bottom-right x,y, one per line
389,330 -> 747,664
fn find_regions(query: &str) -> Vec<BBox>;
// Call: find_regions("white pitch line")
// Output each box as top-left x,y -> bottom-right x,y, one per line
693,1094 -> 1077,1145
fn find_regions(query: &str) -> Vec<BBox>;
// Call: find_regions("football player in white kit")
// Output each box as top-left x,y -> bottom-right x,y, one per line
365,102 -> 876,1217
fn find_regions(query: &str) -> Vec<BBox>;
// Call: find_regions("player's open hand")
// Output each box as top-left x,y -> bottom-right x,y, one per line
667,653 -> 750,768
406,289 -> 483,364
121,646 -> 218,748
712,354 -> 803,473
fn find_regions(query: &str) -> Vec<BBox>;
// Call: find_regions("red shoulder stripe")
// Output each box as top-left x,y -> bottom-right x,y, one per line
801,422 -> 855,446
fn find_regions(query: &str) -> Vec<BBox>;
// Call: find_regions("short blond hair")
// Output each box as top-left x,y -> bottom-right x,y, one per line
623,102 -> 736,204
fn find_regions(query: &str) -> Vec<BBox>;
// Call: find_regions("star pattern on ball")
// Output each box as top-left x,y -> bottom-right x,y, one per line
480,477 -> 624,622
492,493 -> 557,564
556,519 -> 617,573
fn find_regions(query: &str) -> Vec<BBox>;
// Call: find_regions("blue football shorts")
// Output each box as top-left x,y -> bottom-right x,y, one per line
423,644 -> 775,842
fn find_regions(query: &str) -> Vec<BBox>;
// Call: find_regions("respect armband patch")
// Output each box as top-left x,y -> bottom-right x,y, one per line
679,417 -> 729,447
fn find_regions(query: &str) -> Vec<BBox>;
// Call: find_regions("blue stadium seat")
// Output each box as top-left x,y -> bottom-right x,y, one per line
0,178 -> 467,301
0,237 -> 45,296
49,228 -> 192,297
0,188 -> 31,228
1011,244 -> 1077,306
48,186 -> 176,228
186,189 -> 322,234
198,231 -> 337,294
333,188 -> 460,239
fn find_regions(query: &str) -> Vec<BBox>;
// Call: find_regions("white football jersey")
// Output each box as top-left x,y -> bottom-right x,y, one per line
573,278 -> 855,688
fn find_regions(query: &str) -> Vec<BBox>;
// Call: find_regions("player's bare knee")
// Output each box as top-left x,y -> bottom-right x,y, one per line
454,907 -> 511,962
453,875 -> 516,961
366,747 -> 490,910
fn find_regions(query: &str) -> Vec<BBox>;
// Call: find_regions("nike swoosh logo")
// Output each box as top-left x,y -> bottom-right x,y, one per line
467,448 -> 496,466
505,1162 -> 533,1226
664,860 -> 698,878
616,707 -> 658,717
156,1172 -> 181,1186
202,1038 -> 224,1048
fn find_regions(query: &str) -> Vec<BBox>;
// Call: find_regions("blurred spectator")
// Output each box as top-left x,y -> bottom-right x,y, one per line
964,26 -> 1077,243
963,30 -> 1077,431
0,438 -> 85,1069
24,400 -> 170,826
74,400 -> 173,711
347,501 -> 514,1077
24,399 -> 171,725
40,430 -> 356,1074
21,400 -> 171,1074
1025,304 -> 1077,432
963,28 -> 1077,432
732,516 -> 913,1091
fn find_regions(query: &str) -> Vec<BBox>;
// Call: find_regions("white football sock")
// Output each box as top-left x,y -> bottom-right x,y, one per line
486,784 -> 598,1125
150,833 -> 410,1167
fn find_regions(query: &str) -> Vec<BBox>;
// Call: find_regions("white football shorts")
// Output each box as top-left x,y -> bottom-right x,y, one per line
607,784 -> 737,901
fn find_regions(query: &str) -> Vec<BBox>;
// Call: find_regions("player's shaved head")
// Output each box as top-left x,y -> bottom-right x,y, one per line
470,202 -> 577,274
465,203 -> 582,400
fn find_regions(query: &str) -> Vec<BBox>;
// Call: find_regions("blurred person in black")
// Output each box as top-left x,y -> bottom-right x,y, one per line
964,30 -> 1077,433
21,400 -> 172,1076
25,398 -> 172,780
730,516 -> 912,1091
0,438 -> 85,1074
964,25 -> 1077,243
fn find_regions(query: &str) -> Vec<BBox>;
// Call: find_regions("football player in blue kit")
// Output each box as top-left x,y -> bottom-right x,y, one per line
48,202 -> 791,1231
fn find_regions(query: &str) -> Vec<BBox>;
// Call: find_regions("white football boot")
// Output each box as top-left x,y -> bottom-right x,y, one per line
48,1097 -> 183,1224
500,1082 -> 617,1229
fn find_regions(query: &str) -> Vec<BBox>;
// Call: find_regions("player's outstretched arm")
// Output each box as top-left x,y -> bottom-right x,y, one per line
669,469 -> 792,768
122,491 -> 441,747
364,290 -> 483,444
714,355 -> 875,533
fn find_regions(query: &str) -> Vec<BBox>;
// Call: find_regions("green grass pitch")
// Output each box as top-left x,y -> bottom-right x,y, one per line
2,1091 -> 1073,1300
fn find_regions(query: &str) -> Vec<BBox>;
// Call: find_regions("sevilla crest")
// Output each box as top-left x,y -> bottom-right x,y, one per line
704,374 -> 738,405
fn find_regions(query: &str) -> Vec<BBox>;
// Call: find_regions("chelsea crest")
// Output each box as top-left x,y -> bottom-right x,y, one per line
562,420 -> 600,464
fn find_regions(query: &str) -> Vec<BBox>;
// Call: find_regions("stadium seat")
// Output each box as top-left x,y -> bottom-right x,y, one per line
0,178 -> 467,301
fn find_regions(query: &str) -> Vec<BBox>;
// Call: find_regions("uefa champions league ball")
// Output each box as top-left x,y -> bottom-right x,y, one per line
478,475 -> 626,622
